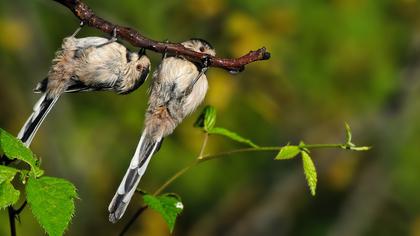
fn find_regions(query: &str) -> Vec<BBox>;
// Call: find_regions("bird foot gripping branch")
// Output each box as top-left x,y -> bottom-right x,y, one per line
53,0 -> 271,72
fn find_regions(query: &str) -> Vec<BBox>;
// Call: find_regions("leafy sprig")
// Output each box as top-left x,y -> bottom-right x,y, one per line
0,128 -> 77,236
129,106 -> 370,234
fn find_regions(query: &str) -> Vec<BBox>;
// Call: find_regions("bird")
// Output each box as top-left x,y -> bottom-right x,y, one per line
17,27 -> 151,147
108,38 -> 216,223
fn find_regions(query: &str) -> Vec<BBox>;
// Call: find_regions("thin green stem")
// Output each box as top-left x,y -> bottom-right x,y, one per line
153,143 -> 352,193
153,133 -> 209,196
198,146 -> 280,163
300,143 -> 345,149
153,161 -> 198,196
156,147 -> 284,194
198,133 -> 209,158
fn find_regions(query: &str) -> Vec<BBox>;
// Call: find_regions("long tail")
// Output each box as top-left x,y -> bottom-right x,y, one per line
108,131 -> 163,223
17,94 -> 59,147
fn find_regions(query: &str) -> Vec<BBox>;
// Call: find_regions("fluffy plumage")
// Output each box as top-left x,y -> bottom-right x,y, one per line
109,38 -> 216,222
19,34 -> 150,147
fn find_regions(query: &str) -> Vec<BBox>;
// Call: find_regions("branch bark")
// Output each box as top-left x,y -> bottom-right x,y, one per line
52,0 -> 271,72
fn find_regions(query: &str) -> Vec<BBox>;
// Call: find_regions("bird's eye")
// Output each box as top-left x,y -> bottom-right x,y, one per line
136,64 -> 143,71
199,46 -> 205,52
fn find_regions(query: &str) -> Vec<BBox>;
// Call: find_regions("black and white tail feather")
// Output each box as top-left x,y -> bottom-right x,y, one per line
17,76 -> 85,147
17,94 -> 60,147
108,38 -> 214,223
108,131 -> 163,223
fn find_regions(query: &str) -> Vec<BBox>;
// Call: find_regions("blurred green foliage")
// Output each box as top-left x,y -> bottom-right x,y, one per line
0,0 -> 419,235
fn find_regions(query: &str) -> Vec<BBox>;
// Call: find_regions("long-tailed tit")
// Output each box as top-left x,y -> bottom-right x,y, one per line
17,27 -> 151,147
109,38 -> 215,222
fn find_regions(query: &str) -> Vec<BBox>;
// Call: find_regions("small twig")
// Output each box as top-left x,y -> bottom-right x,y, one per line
6,200 -> 28,236
2,153 -> 20,236
121,145 -> 274,234
119,134 -> 367,234
8,206 -> 16,236
52,0 -> 271,72
119,206 -> 147,236
154,133 -> 209,196
152,162 -> 198,197
142,143 -> 365,200
120,133 -> 209,235
15,201 -> 27,215
198,147 -> 280,162
198,133 -> 209,158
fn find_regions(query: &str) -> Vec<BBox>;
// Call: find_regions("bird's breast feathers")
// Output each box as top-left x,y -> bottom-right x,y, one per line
159,57 -> 198,86
158,57 -> 208,115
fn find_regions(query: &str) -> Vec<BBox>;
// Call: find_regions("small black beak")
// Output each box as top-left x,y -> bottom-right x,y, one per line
139,48 -> 146,56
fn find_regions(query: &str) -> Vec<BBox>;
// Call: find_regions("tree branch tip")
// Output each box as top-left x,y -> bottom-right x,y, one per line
262,51 -> 271,60
257,47 -> 271,60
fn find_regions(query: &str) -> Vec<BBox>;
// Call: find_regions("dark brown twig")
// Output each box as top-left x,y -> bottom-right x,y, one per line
8,206 -> 16,236
6,201 -> 27,236
52,0 -> 271,72
2,153 -> 18,236
15,201 -> 27,215
119,206 -> 148,236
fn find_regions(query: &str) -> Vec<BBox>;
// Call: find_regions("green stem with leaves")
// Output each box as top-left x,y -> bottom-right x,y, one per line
152,140 -> 365,197
117,107 -> 370,235
121,129 -> 368,234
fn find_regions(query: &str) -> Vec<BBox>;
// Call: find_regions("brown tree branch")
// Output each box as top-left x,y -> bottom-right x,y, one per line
52,0 -> 271,72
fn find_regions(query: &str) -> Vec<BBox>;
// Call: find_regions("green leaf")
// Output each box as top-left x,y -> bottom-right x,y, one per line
0,165 -> 19,183
275,145 -> 301,160
344,122 -> 352,144
26,176 -> 77,236
0,181 -> 20,208
194,105 -> 217,131
143,193 -> 184,233
0,129 -> 43,177
208,127 -> 258,148
301,151 -> 317,196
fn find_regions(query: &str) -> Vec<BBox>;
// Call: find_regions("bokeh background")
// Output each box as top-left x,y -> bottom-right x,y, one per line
1,0 -> 419,235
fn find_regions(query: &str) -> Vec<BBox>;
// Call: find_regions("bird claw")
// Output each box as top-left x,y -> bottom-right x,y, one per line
109,28 -> 118,42
162,46 -> 168,59
139,48 -> 146,56
71,21 -> 85,37
200,55 -> 211,68
95,28 -> 118,48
